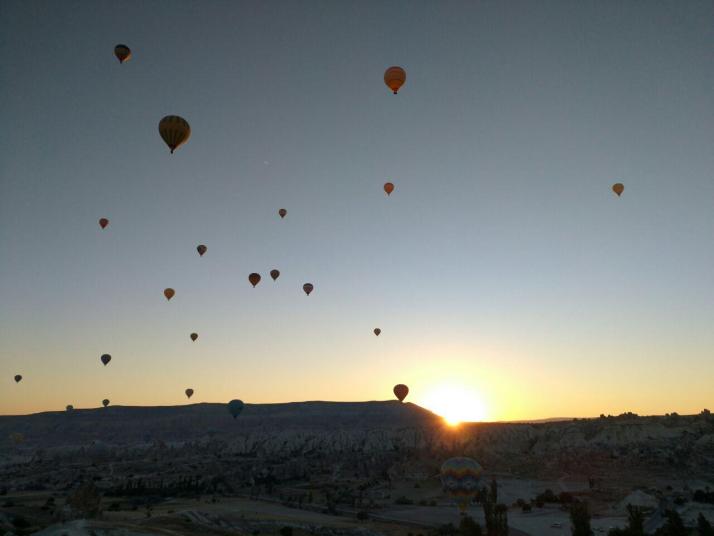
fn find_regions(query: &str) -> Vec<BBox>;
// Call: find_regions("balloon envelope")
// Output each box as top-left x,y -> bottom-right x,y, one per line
102,399 -> 110,408
440,457 -> 484,512
270,269 -> 280,281
100,354 -> 111,366
384,182 -> 395,196
303,283 -> 314,296
612,183 -> 624,196
185,388 -> 194,399
374,328 -> 381,336
197,244 -> 207,256
158,115 -> 191,154
249,273 -> 261,287
228,399 -> 244,419
384,66 -> 406,94
14,375 -> 22,383
99,218 -> 109,229
164,288 -> 175,300
279,208 -> 287,219
393,384 -> 409,402
190,332 -> 198,342
66,405 -> 74,412
114,44 -> 131,63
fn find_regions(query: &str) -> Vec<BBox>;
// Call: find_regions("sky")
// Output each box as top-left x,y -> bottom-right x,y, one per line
1,0 -> 713,421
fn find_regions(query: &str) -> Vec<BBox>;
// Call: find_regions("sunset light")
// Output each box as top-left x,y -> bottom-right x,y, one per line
419,383 -> 489,426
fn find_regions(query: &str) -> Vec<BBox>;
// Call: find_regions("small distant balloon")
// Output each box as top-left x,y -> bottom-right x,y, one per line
190,332 -> 198,342
374,328 -> 381,336
185,388 -> 194,399
102,399 -> 110,408
279,208 -> 287,219
227,399 -> 244,419
384,182 -> 394,196
197,244 -> 207,256
100,354 -> 111,366
158,115 -> 191,154
270,269 -> 280,281
612,183 -> 624,197
99,218 -> 109,229
66,405 -> 74,412
9,432 -> 24,444
114,44 -> 131,64
249,273 -> 261,287
393,384 -> 409,402
384,66 -> 406,94
14,375 -> 22,383
164,288 -> 175,301
303,283 -> 314,296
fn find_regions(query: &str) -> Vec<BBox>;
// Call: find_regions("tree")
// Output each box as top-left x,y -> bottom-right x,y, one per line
459,515 -> 483,536
570,501 -> 593,536
654,510 -> 687,536
698,513 -> 714,536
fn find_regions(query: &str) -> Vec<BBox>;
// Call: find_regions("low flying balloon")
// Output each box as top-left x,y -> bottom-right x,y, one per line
227,399 -> 244,419
14,375 -> 22,383
440,457 -> 484,513
114,44 -> 131,64
164,288 -> 175,301
249,273 -> 261,287
279,208 -> 287,219
99,218 -> 109,229
102,399 -> 110,408
100,354 -> 111,366
190,332 -> 198,342
303,283 -> 314,296
612,183 -> 624,197
185,388 -> 194,399
384,66 -> 406,94
270,269 -> 280,281
197,244 -> 207,256
9,432 -> 24,445
393,384 -> 409,402
66,405 -> 74,412
374,328 -> 381,336
384,182 -> 394,196
158,115 -> 191,154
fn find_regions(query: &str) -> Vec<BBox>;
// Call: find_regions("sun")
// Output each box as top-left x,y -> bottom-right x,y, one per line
419,383 -> 488,426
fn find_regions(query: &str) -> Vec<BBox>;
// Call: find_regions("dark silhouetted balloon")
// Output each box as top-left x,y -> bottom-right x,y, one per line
99,218 -> 109,229
114,44 -> 131,64
228,399 -> 244,419
393,384 -> 408,402
164,288 -> 175,301
612,183 -> 624,197
384,66 -> 406,94
279,208 -> 287,219
270,269 -> 280,281
158,115 -> 191,154
14,375 -> 22,383
303,283 -> 314,296
102,399 -> 110,408
190,332 -> 198,342
249,273 -> 261,287
100,354 -> 111,366
384,182 -> 394,196
66,405 -> 74,412
374,328 -> 381,336
440,457 -> 484,512
197,244 -> 207,256
185,388 -> 194,399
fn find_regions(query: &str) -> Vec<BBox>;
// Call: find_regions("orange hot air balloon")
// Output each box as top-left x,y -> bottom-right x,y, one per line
612,183 -> 624,197
99,218 -> 109,229
303,283 -> 314,296
249,273 -> 261,287
185,388 -> 194,399
114,44 -> 131,64
100,354 -> 111,366
158,115 -> 191,154
14,375 -> 22,383
197,244 -> 207,256
279,208 -> 287,219
374,328 -> 381,336
384,182 -> 394,196
164,288 -> 175,301
102,399 -> 110,408
270,269 -> 280,281
190,332 -> 198,342
393,384 -> 409,402
384,66 -> 406,94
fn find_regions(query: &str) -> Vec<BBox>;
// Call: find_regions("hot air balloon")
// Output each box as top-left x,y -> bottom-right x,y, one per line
393,384 -> 409,402
9,432 -> 24,445
279,208 -> 287,219
384,182 -> 395,196
14,375 -> 22,383
197,244 -> 207,256
612,183 -> 624,197
158,115 -> 191,154
185,388 -> 194,399
270,269 -> 280,281
102,399 -> 110,408
384,66 -> 406,94
99,218 -> 109,229
303,283 -> 314,296
66,405 -> 74,412
227,399 -> 244,419
164,288 -> 175,301
440,457 -> 484,513
100,354 -> 111,366
114,44 -> 131,64
374,328 -> 381,336
249,273 -> 261,287
190,332 -> 198,342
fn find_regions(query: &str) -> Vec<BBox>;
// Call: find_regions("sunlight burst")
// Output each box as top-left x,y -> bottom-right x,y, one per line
419,383 -> 488,425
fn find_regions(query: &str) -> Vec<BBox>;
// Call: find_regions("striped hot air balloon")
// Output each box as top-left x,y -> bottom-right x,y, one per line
440,457 -> 484,513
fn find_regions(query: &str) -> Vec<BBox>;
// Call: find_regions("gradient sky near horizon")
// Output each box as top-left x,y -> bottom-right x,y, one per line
1,1 -> 713,420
